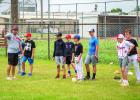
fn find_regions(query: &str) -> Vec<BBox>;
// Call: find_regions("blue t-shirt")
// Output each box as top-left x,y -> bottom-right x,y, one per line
88,37 -> 99,55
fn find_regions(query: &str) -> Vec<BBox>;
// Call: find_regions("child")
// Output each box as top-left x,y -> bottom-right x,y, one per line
116,34 -> 134,86
21,32 -> 36,76
73,34 -> 84,81
65,34 -> 77,76
17,38 -> 25,74
5,25 -> 22,80
53,32 -> 66,79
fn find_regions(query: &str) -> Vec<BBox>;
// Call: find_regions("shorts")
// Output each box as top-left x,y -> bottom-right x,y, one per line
22,56 -> 34,65
85,55 -> 98,66
55,56 -> 65,66
66,56 -> 72,65
119,56 -> 128,68
8,53 -> 18,66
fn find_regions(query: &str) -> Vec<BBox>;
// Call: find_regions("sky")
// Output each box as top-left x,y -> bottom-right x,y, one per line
0,0 -> 139,13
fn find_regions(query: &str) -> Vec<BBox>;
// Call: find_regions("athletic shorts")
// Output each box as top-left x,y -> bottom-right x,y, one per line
8,53 -> 18,66
66,56 -> 72,65
119,56 -> 129,68
22,56 -> 34,65
85,55 -> 98,66
55,56 -> 65,66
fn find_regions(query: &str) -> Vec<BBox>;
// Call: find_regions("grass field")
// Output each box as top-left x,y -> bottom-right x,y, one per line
0,39 -> 140,100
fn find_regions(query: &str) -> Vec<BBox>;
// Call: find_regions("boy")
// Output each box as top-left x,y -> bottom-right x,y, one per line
5,25 -> 22,80
85,28 -> 99,80
21,32 -> 36,76
65,34 -> 77,76
124,29 -> 140,83
73,34 -> 84,80
116,34 -> 134,86
53,32 -> 66,79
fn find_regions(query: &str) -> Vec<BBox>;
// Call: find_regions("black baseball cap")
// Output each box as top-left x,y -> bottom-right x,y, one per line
88,28 -> 95,32
56,32 -> 62,37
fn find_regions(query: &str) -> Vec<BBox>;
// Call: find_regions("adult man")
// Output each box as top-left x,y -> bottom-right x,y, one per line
124,29 -> 140,83
5,25 -> 22,80
85,29 -> 99,80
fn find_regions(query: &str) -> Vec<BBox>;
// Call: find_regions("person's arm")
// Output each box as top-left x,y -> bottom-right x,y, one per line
78,44 -> 83,62
53,41 -> 56,58
5,33 -> 11,40
71,43 -> 75,63
95,39 -> 99,58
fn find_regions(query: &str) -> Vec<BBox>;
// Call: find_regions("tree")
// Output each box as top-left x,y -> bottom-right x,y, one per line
11,0 -> 18,24
111,8 -> 122,13
0,0 -> 4,3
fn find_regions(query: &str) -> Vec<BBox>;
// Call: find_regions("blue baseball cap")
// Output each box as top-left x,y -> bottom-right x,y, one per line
88,28 -> 95,32
74,34 -> 80,40
56,32 -> 62,37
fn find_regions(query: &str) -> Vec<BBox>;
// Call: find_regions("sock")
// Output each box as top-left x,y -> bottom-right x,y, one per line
93,73 -> 96,78
68,71 -> 71,75
87,72 -> 90,77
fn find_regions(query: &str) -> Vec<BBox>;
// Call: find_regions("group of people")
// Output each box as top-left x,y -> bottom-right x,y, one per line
5,25 -> 140,87
5,25 -> 36,80
53,28 -> 99,81
116,29 -> 140,86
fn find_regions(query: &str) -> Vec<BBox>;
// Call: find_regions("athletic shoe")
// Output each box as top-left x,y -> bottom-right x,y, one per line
91,77 -> 96,80
63,75 -> 66,79
120,82 -> 129,87
20,72 -> 26,76
6,77 -> 12,80
28,73 -> 32,76
55,74 -> 60,79
84,76 -> 90,80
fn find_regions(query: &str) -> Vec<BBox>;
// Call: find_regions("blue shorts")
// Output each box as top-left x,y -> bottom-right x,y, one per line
22,56 -> 34,65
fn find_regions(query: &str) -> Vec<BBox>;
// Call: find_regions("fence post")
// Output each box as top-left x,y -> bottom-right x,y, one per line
48,0 -> 51,60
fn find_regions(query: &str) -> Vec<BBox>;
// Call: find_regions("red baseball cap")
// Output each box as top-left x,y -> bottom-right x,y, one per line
25,32 -> 32,37
66,34 -> 71,39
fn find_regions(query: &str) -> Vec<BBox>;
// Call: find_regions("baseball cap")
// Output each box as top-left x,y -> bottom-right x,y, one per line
74,34 -> 80,40
65,34 -> 71,39
88,28 -> 95,32
56,32 -> 62,37
117,34 -> 124,39
11,25 -> 18,30
25,32 -> 32,37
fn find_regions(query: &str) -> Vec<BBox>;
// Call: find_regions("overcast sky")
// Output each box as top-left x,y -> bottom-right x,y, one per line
0,0 -> 139,13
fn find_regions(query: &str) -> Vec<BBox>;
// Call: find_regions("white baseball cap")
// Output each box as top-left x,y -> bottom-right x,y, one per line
117,34 -> 124,39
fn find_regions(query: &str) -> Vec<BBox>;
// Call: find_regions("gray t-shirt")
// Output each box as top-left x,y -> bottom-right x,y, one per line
5,33 -> 21,53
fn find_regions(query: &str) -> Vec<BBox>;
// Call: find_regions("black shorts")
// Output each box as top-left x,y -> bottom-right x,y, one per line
8,53 -> 18,66
66,56 -> 72,65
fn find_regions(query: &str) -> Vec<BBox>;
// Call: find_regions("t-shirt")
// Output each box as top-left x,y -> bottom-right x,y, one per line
116,40 -> 133,58
24,40 -> 36,57
88,37 -> 99,55
127,39 -> 138,56
53,39 -> 66,57
74,43 -> 83,56
5,33 -> 22,53
65,41 -> 75,57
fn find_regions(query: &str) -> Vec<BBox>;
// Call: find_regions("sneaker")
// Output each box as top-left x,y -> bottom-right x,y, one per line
120,82 -> 129,87
63,75 -> 66,79
6,77 -> 12,80
84,76 -> 90,80
28,73 -> 32,76
55,74 -> 60,79
20,72 -> 26,76
91,77 -> 96,80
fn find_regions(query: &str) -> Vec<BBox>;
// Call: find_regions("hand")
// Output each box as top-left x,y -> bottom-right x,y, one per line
31,56 -> 34,60
137,56 -> 140,63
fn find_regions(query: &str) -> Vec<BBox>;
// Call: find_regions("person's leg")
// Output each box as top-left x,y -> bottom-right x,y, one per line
21,56 -> 27,76
71,63 -> 77,74
55,56 -> 60,78
67,64 -> 71,76
92,55 -> 98,80
7,65 -> 11,77
132,55 -> 140,81
92,64 -> 96,79
85,55 -> 91,79
11,66 -> 16,77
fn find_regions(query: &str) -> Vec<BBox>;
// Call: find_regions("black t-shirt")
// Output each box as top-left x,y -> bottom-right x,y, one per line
53,39 -> 66,57
65,42 -> 75,57
127,39 -> 138,56
24,40 -> 36,57
74,43 -> 83,56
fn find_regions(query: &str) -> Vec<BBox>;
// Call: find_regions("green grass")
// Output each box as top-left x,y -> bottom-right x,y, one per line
0,39 -> 140,100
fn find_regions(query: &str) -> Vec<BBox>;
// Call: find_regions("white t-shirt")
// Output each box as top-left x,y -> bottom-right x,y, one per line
116,40 -> 133,58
